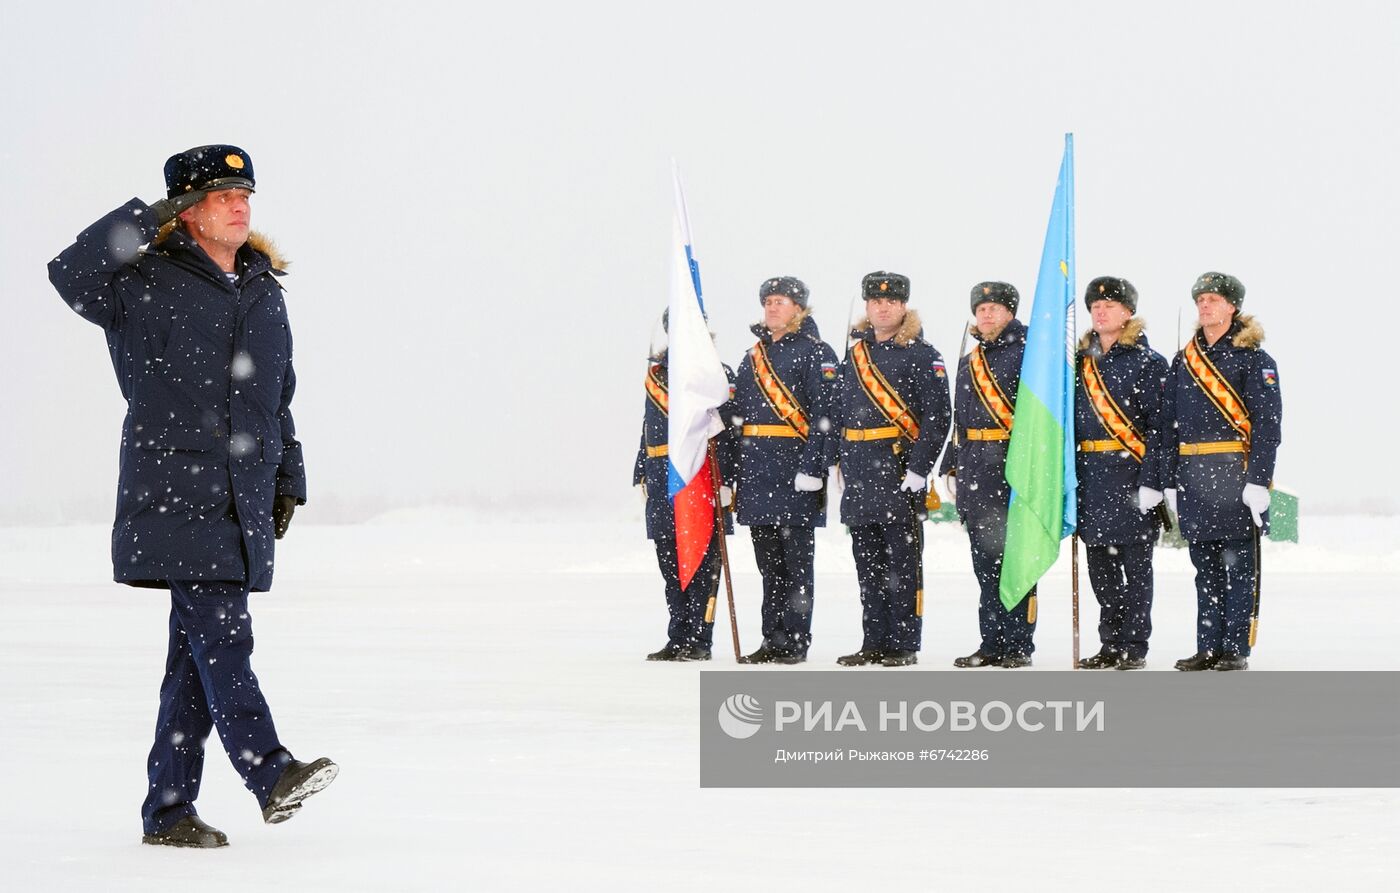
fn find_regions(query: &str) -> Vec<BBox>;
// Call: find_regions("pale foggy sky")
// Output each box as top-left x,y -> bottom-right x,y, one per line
2,0 -> 1397,524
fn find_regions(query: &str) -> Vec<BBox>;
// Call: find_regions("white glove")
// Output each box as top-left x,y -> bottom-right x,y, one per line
1242,483 -> 1270,527
944,474 -> 957,500
794,472 -> 824,492
1164,489 -> 1178,516
636,483 -> 647,505
1137,486 -> 1163,515
719,485 -> 734,508
828,464 -> 843,491
899,470 -> 927,493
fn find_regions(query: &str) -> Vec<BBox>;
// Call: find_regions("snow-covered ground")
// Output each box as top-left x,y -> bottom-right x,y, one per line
2,512 -> 1396,889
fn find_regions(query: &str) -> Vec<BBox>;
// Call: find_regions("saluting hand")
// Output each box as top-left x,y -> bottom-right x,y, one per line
147,190 -> 208,226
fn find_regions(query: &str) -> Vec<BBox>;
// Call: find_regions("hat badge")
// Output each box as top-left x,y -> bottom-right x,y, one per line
982,286 -> 991,296
225,154 -> 245,169
1098,283 -> 1106,294
879,281 -> 889,292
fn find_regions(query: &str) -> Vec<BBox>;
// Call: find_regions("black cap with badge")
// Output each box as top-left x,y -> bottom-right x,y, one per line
1084,276 -> 1139,313
759,276 -> 809,307
164,144 -> 256,197
862,271 -> 910,302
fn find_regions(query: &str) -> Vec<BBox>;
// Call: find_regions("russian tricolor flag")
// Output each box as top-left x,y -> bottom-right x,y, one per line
666,163 -> 729,590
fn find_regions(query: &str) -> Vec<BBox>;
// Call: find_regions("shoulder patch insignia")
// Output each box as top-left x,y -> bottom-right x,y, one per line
821,362 -> 837,381
729,383 -> 736,399
1262,368 -> 1277,387
932,360 -> 946,378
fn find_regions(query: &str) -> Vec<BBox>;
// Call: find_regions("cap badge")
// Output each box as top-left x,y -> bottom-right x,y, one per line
226,154 -> 245,169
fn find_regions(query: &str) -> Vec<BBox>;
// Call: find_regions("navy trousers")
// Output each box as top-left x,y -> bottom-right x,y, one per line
850,523 -> 923,652
1085,542 -> 1155,659
1188,537 -> 1258,657
141,579 -> 292,834
654,534 -> 721,651
749,524 -> 816,657
966,511 -> 1037,657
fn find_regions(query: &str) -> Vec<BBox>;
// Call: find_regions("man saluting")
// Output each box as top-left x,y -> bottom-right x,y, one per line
48,145 -> 337,848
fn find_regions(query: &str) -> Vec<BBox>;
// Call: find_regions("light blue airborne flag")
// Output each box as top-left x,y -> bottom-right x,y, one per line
999,134 -> 1078,610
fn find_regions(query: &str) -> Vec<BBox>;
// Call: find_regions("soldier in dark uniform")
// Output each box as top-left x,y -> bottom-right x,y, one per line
634,314 -> 738,661
940,282 -> 1037,668
48,145 -> 337,848
1161,273 -> 1282,672
832,272 -> 951,668
1072,277 -> 1169,670
732,277 -> 839,665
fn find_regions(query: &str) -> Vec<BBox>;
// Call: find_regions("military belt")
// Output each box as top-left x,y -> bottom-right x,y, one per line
645,444 -> 669,458
844,426 -> 902,442
1178,440 -> 1247,456
965,428 -> 1010,442
742,424 -> 802,438
1078,439 -> 1126,453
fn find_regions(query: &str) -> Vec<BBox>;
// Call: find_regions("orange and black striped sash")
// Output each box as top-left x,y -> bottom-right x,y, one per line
1183,338 -> 1251,444
644,364 -> 669,416
750,341 -> 809,440
969,345 -> 1015,433
851,341 -> 919,441
1081,355 -> 1146,461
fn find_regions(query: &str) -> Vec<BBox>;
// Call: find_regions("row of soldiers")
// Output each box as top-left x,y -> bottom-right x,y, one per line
634,270 -> 1283,670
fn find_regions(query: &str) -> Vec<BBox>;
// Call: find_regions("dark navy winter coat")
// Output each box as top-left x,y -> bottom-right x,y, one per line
1073,319 -> 1169,546
833,311 -> 952,526
48,200 -> 306,591
732,311 -> 839,527
632,355 -> 737,540
938,319 -> 1026,522
1160,315 -> 1282,542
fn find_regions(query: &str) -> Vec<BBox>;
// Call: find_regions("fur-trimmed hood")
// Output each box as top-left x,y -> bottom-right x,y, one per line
1195,313 -> 1264,349
1078,316 -> 1147,352
152,223 -> 289,272
852,309 -> 923,347
245,232 -> 289,272
751,307 -> 821,342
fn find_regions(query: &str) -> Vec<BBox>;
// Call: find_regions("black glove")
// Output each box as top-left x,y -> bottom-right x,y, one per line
148,190 -> 207,226
272,495 -> 298,540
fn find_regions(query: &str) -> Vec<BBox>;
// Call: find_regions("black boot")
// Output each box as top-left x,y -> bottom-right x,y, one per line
953,650 -> 998,668
998,653 -> 1032,669
836,648 -> 885,667
1077,650 -> 1118,670
646,643 -> 687,661
141,815 -> 228,849
680,645 -> 712,661
880,650 -> 918,667
771,652 -> 806,665
262,757 -> 339,824
1115,655 -> 1146,671
738,645 -> 778,664
1213,654 -> 1248,671
1174,651 -> 1217,671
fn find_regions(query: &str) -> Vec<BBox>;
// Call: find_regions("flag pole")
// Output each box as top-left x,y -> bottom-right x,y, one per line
707,440 -> 742,660
1248,525 -> 1262,650
1071,533 -> 1080,668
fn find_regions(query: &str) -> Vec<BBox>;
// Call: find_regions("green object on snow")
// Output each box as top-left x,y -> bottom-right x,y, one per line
1268,487 -> 1299,543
